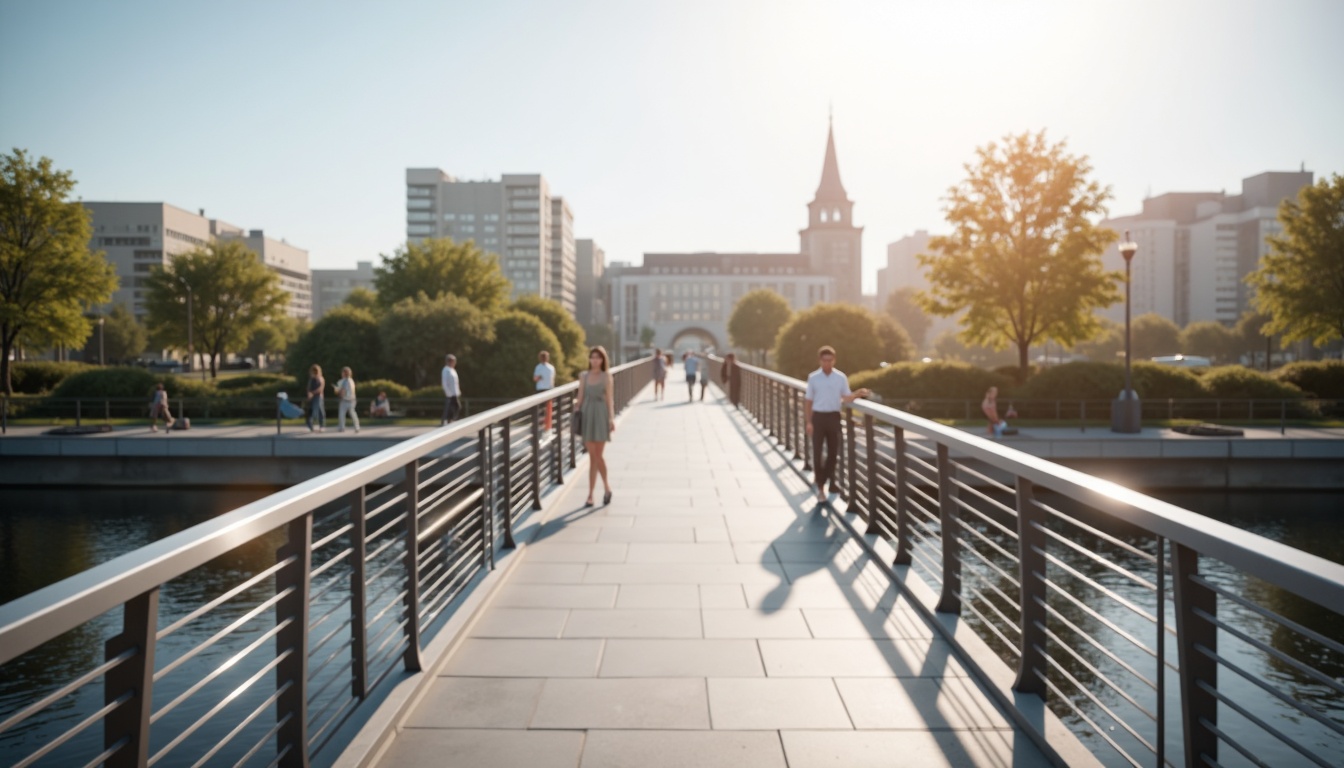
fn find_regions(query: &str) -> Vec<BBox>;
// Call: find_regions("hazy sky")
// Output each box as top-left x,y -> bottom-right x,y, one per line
3,0 -> 1342,292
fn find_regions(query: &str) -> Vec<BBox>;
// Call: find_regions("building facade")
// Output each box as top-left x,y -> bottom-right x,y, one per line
799,121 -> 863,305
575,239 -> 606,328
84,202 -> 312,323
406,168 -> 578,313
312,261 -> 376,320
1100,171 -> 1312,327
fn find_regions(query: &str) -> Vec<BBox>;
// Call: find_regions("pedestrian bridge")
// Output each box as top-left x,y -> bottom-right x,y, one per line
1,357 -> 1341,768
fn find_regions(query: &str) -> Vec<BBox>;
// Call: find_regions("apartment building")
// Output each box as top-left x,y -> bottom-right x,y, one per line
575,239 -> 606,328
312,261 -> 376,319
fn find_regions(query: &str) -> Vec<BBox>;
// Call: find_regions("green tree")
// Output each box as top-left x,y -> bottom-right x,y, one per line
1070,317 -> 1122,362
1247,174 -> 1344,347
375,238 -> 511,312
143,239 -> 289,378
884,287 -> 932,349
1234,310 -> 1284,369
875,315 -> 916,366
917,130 -> 1121,380
379,294 -> 493,388
584,322 -> 616,351
1130,313 -> 1181,359
639,325 -> 656,348
773,303 -> 895,379
1179,321 -> 1237,363
728,288 -> 793,365
512,294 -> 586,377
931,328 -> 1019,367
82,305 -> 148,364
461,311 -> 563,399
0,149 -> 118,394
245,313 -> 302,362
285,307 -> 383,386
342,286 -> 380,313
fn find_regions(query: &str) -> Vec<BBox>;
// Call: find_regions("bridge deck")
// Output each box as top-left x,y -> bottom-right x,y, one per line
371,384 -> 1052,768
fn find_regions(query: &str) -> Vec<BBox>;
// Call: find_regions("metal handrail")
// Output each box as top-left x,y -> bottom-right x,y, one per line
0,356 -> 653,767
719,357 -> 1344,768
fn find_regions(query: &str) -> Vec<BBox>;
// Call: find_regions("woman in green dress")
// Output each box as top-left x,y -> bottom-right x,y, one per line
575,346 -> 616,506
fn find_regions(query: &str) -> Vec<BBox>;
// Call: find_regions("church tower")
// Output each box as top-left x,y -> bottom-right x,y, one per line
799,119 -> 863,304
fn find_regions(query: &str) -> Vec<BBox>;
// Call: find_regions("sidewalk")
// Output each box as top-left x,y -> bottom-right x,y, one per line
371,385 -> 1052,768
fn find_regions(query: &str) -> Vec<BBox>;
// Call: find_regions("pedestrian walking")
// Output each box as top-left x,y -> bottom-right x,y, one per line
652,347 -> 667,401
441,354 -> 461,425
982,386 -> 1011,438
335,367 -> 360,433
149,382 -> 175,432
306,364 -> 326,432
720,352 -> 742,408
804,345 -> 871,504
534,350 -> 556,429
683,351 -> 700,402
575,346 -> 616,506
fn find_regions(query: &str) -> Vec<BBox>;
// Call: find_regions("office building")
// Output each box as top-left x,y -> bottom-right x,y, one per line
550,198 -> 577,314
312,261 -> 376,320
876,229 -> 933,304
575,239 -> 606,328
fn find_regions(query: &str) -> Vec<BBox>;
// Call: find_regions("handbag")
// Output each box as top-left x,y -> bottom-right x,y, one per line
571,407 -> 583,433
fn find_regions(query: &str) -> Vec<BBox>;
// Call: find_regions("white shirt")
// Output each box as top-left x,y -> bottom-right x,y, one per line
805,367 -> 851,412
534,362 -> 555,390
442,365 -> 460,397
337,377 -> 356,402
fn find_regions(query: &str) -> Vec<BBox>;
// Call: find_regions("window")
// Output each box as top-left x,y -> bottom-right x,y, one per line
133,250 -> 162,260
408,224 -> 434,236
408,212 -> 433,222
820,210 -> 829,223
407,199 -> 432,210
102,236 -> 152,246
408,186 -> 434,197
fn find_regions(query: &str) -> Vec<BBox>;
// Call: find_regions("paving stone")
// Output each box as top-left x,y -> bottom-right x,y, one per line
402,677 -> 544,728
615,584 -> 701,608
836,677 -> 1013,730
493,584 -> 617,608
580,730 -> 787,768
597,526 -> 697,543
531,678 -> 710,729
471,608 -> 570,638
625,542 -> 738,563
585,562 -> 787,585
702,609 -> 812,638
802,608 -> 933,639
525,541 -> 628,563
381,729 -> 583,768
780,730 -> 1054,768
759,639 -> 967,678
599,639 -> 764,677
442,639 -> 602,677
708,678 -> 852,730
563,608 -> 702,638
699,584 -> 748,609
508,563 -> 588,584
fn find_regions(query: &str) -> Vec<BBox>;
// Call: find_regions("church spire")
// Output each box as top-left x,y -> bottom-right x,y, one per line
814,118 -> 847,201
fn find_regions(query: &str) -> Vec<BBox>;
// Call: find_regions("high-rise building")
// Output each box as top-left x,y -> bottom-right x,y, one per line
406,168 -> 579,312
1101,171 -> 1312,327
312,261 -> 376,320
84,202 -> 312,322
875,230 -> 933,304
550,198 -> 577,314
575,239 -> 606,327
799,120 -> 863,304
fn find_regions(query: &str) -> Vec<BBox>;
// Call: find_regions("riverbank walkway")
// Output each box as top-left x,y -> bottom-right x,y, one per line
358,383 -> 1054,768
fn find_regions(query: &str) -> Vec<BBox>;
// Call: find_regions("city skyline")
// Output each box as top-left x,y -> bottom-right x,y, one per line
3,0 -> 1342,294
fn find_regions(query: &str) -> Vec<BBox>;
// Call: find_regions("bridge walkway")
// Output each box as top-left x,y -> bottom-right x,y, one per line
370,382 -> 1052,768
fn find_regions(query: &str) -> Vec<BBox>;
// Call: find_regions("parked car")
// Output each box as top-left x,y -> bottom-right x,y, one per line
221,359 -> 256,370
148,360 -> 184,373
1151,354 -> 1211,368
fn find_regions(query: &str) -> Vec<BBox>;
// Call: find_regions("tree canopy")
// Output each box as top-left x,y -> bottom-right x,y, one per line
1178,321 -> 1238,363
512,294 -> 586,377
82,305 -> 147,364
728,288 -> 793,365
375,238 -> 511,313
379,294 -> 493,388
1130,313 -> 1182,360
1247,174 -> 1344,346
285,307 -> 384,388
773,303 -> 905,379
342,286 -> 380,313
917,130 -> 1121,379
143,239 -> 289,377
884,287 -> 932,349
461,311 -> 563,399
0,149 -> 117,393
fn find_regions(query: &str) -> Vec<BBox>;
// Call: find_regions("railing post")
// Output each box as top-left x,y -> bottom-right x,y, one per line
863,414 -> 879,535
530,406 -> 543,512
76,398 -> 82,427
1013,477 -> 1047,695
845,408 -> 858,505
501,418 -> 517,549
103,588 -> 159,768
935,443 -> 961,614
893,427 -> 911,565
553,395 -> 564,484
786,387 -> 796,455
480,426 -> 495,571
1172,543 -> 1218,768
401,460 -> 423,672
349,487 -> 368,699
567,395 -> 577,469
274,515 -> 312,768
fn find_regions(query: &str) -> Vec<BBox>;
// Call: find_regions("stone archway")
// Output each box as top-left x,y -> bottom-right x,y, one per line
668,327 -> 721,354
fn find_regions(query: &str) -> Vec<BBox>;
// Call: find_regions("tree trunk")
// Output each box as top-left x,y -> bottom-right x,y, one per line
1018,341 -> 1030,383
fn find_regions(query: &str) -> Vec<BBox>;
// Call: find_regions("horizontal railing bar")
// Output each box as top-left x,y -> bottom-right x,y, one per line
1040,548 -> 1158,623
308,694 -> 359,756
1194,576 -> 1344,657
157,557 -> 291,641
364,637 -> 409,697
1197,679 -> 1334,768
1034,522 -> 1158,591
1201,609 -> 1344,697
949,460 -> 1017,497
190,680 -> 288,768
961,560 -> 1022,616
957,520 -> 1021,567
949,488 -> 1019,540
151,616 -> 291,724
81,738 -> 128,768
1043,652 -> 1158,756
0,647 -> 135,735
308,568 -> 350,606
366,597 -> 409,639
1036,499 -> 1157,563
366,511 -> 408,545
154,588 -> 290,682
233,707 -> 289,768
1038,673 -> 1146,768
312,522 -> 353,553
1201,720 -> 1272,768
12,690 -> 131,768
149,648 -> 292,767
363,482 -> 395,504
1195,641 -> 1344,739
1038,603 -> 1160,686
306,654 -> 356,708
307,616 -> 353,663
1041,625 -> 1159,706
963,590 -> 1022,650
959,543 -> 1021,598
310,548 -> 353,582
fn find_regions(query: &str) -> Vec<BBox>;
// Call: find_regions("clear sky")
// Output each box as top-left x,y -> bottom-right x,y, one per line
3,0 -> 1342,292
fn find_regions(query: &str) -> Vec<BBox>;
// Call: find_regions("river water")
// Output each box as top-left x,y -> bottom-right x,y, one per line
1,487 -> 1341,767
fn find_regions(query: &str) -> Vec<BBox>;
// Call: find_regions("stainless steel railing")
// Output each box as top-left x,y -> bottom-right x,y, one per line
0,357 -> 652,768
713,357 -> 1344,768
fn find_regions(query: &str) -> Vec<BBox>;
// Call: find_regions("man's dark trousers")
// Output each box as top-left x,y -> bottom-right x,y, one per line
811,411 -> 842,493
443,396 -> 460,423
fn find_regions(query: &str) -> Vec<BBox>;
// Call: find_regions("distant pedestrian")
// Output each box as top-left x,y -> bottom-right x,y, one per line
441,354 -> 461,425
306,364 -> 326,432
982,386 -> 1009,438
683,352 -> 700,402
575,346 -> 616,506
534,350 -> 556,430
652,347 -> 667,401
370,390 -> 391,418
335,366 -> 360,433
149,382 -> 175,432
720,352 -> 742,408
804,345 -> 871,504
698,357 -> 709,401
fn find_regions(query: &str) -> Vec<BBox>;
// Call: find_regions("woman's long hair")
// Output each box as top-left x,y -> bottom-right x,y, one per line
588,346 -> 610,372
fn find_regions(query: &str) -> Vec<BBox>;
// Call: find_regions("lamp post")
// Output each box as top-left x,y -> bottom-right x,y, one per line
1111,231 -> 1141,433
97,317 -> 105,366
176,275 -> 195,379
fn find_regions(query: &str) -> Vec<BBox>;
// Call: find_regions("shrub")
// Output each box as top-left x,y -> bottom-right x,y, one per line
992,364 -> 1037,386
773,304 -> 903,380
10,361 -> 93,394
1014,362 -> 1124,400
512,295 -> 586,379
380,295 -> 492,389
459,312 -> 563,399
1200,366 -> 1304,399
355,379 -> 411,400
409,386 -> 442,400
1130,362 -> 1206,400
214,373 -> 291,391
852,362 -> 1011,402
46,367 -> 214,399
285,307 -> 386,389
1272,360 -> 1344,398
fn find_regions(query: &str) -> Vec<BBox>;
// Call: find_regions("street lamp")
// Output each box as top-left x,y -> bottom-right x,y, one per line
176,275 -> 196,379
1111,231 -> 1141,433
97,317 -> 105,366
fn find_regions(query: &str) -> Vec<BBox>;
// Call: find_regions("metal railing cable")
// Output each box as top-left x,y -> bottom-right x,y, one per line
0,357 -> 652,768
713,357 -> 1344,768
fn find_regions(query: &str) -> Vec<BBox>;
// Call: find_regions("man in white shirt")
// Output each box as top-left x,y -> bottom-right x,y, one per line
441,353 -> 461,425
804,345 -> 871,504
533,350 -> 556,429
